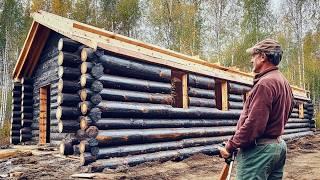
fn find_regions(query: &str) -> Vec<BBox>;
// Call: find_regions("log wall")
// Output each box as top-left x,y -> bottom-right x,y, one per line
11,33 -> 315,171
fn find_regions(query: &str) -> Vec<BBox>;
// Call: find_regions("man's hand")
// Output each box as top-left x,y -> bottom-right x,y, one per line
217,146 -> 231,159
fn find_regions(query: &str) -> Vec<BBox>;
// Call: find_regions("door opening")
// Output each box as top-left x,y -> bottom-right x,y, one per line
39,85 -> 51,144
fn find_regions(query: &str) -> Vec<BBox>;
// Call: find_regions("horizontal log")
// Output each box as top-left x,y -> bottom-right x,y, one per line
81,74 -> 172,94
10,130 -> 20,136
99,54 -> 171,83
58,79 -> 81,93
11,136 -> 20,145
80,101 -> 93,115
58,51 -> 82,67
89,145 -> 220,171
20,127 -> 32,134
20,133 -> 32,142
85,118 -> 238,129
229,101 -> 243,110
290,113 -> 299,118
81,48 -> 98,62
229,94 -> 243,102
91,80 -> 104,93
97,101 -> 241,119
58,38 -> 82,53
86,126 -> 99,138
95,126 -> 235,147
89,108 -> 102,122
188,87 -> 215,99
21,77 -> 33,84
22,85 -> 33,93
73,145 -> 80,155
80,116 -> 93,130
21,113 -> 33,119
91,94 -> 102,105
59,141 -> 74,155
21,99 -> 33,106
76,129 -> 88,140
284,128 -> 311,134
189,97 -> 215,108
188,74 -> 215,90
13,90 -> 22,97
91,63 -> 104,79
12,104 -> 21,111
282,131 -> 314,141
58,66 -> 81,80
56,106 -> 81,120
285,123 -> 311,129
98,88 -> 172,105
13,97 -> 22,104
228,82 -> 251,95
81,62 -> 93,74
95,135 -> 230,160
21,106 -> 33,113
22,92 -> 33,99
58,120 -> 80,133
80,153 -> 97,166
11,117 -> 21,124
57,93 -> 81,106
21,119 -> 33,127
12,111 -> 21,118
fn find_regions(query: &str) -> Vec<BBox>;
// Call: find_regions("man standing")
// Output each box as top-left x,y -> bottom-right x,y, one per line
218,39 -> 293,179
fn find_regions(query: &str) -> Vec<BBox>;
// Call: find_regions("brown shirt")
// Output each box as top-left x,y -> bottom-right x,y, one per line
226,67 -> 293,152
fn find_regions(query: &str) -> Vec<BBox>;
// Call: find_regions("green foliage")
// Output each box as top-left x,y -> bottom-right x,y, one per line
149,0 -> 202,56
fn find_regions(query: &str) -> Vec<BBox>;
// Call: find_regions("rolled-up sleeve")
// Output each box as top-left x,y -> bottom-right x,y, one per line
226,84 -> 273,152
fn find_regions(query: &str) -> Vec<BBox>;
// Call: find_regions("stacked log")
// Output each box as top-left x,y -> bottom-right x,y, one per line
11,82 -> 22,145
188,74 -> 216,108
20,78 -> 34,143
228,82 -> 251,110
56,38 -> 83,150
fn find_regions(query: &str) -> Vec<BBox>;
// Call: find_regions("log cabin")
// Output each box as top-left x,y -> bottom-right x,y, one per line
10,11 -> 315,171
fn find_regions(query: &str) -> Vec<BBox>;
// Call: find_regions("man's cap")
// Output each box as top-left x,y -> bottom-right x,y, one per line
246,39 -> 282,55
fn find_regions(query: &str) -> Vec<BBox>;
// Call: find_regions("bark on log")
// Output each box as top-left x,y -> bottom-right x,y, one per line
57,93 -> 81,106
91,94 -> 102,105
86,126 -> 99,138
97,101 -> 242,119
188,74 -> 215,90
99,54 -> 171,83
21,106 -> 33,113
58,51 -> 82,67
81,62 -> 93,74
285,123 -> 311,129
95,135 -> 230,160
91,81 -> 103,93
58,38 -> 82,53
284,128 -> 311,134
22,92 -> 33,99
228,83 -> 251,95
10,130 -> 20,136
21,113 -> 33,119
21,119 -> 33,127
57,79 -> 81,93
81,48 -> 98,62
188,87 -> 215,99
20,133 -> 32,142
229,101 -> 243,110
20,127 -> 32,134
21,99 -> 33,106
228,94 -> 243,102
56,106 -> 81,120
59,141 -> 74,155
282,131 -> 313,141
80,153 -> 97,166
58,66 -> 81,80
81,74 -> 171,93
98,88 -> 172,105
58,120 -> 80,133
76,129 -> 88,140
10,136 -> 20,145
95,126 -> 235,147
189,97 -> 215,108
89,108 -> 102,122
86,118 -> 238,129
89,145 -> 220,171
91,63 -> 104,79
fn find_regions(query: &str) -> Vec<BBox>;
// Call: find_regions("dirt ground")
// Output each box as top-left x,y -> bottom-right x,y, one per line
1,133 -> 320,180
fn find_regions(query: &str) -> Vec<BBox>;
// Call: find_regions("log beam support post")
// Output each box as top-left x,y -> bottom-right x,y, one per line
171,70 -> 188,109
215,79 -> 228,111
299,103 -> 304,119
